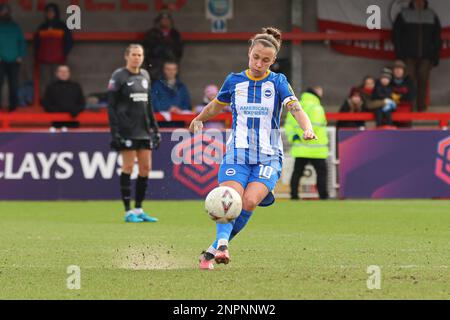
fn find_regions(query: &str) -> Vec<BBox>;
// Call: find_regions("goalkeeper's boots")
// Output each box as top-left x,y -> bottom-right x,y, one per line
138,213 -> 158,222
124,211 -> 144,223
199,251 -> 215,270
134,209 -> 158,222
215,245 -> 230,265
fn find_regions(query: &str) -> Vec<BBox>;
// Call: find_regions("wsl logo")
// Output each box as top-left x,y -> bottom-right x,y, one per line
435,137 -> 450,185
172,132 -> 226,196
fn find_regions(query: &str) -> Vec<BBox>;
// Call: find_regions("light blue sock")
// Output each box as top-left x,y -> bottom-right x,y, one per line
229,210 -> 253,241
212,222 -> 234,249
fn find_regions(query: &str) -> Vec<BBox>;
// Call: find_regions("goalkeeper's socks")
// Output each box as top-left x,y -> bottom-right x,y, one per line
135,176 -> 148,209
120,173 -> 132,212
229,210 -> 253,241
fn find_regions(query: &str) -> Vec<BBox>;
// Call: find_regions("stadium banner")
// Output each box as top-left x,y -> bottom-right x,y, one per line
0,131 -> 225,200
317,0 -> 450,59
339,129 -> 450,199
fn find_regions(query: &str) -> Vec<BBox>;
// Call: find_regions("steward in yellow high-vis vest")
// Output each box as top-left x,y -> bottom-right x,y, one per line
284,89 -> 329,159
284,87 -> 329,199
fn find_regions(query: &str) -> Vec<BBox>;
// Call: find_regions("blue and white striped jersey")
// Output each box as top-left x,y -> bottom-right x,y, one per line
216,70 -> 298,164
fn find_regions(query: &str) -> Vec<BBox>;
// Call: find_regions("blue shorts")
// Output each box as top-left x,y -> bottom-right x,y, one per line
218,162 -> 282,194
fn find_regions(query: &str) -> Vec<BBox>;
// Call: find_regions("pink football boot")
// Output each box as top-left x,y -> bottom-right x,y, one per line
214,245 -> 230,265
199,251 -> 215,270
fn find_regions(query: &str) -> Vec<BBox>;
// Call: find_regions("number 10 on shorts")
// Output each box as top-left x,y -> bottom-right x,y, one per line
258,165 -> 274,179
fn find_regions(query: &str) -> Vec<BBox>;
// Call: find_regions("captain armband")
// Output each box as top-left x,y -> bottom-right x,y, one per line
284,97 -> 302,113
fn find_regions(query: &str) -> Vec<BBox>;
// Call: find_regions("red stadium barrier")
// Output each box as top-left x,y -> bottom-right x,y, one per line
0,111 -> 449,130
24,30 -> 450,42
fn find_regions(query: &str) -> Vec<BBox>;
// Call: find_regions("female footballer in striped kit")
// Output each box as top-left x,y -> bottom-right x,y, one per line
190,27 -> 316,270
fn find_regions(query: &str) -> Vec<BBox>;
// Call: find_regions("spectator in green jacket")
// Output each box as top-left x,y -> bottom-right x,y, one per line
0,3 -> 26,112
284,86 -> 329,200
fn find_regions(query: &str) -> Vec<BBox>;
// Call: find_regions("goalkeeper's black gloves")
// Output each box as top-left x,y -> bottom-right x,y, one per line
150,130 -> 161,150
110,133 -> 123,150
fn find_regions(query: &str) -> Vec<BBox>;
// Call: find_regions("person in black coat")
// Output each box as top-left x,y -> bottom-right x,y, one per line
42,65 -> 85,128
393,0 -> 441,111
371,68 -> 396,127
142,12 -> 183,80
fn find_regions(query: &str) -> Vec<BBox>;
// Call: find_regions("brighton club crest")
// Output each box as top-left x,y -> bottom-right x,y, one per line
142,79 -> 149,89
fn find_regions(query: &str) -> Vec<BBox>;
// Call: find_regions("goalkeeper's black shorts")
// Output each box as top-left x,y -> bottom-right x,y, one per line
110,139 -> 151,151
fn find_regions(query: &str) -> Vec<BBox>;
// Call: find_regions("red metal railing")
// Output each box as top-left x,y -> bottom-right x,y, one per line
24,30 -> 450,42
1,111 -> 449,130
24,30 -> 395,42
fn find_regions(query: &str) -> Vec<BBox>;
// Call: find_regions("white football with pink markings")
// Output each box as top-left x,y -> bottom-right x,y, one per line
205,186 -> 242,224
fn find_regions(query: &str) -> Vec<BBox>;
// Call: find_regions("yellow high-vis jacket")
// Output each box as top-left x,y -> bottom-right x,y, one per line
284,92 -> 329,159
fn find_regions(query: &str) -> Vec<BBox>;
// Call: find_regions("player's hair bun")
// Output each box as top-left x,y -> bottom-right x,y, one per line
262,27 -> 282,44
250,27 -> 283,53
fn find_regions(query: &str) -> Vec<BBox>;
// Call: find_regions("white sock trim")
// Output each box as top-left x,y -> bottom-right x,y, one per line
218,239 -> 229,248
206,246 -> 217,255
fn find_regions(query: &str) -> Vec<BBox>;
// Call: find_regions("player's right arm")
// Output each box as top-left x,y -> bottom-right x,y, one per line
189,74 -> 233,133
189,99 -> 227,133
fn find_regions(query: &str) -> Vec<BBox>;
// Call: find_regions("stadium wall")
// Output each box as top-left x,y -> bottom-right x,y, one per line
8,0 -> 450,108
11,0 -> 291,107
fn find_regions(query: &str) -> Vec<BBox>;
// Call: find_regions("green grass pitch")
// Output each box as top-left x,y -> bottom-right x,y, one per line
0,200 -> 449,299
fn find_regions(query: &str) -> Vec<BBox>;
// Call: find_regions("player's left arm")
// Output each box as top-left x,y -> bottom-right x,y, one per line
147,88 -> 162,149
146,83 -> 159,133
286,100 -> 317,140
143,70 -> 161,149
279,76 -> 316,140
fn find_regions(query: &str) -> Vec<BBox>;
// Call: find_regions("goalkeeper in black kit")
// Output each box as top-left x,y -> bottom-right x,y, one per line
107,44 -> 161,223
